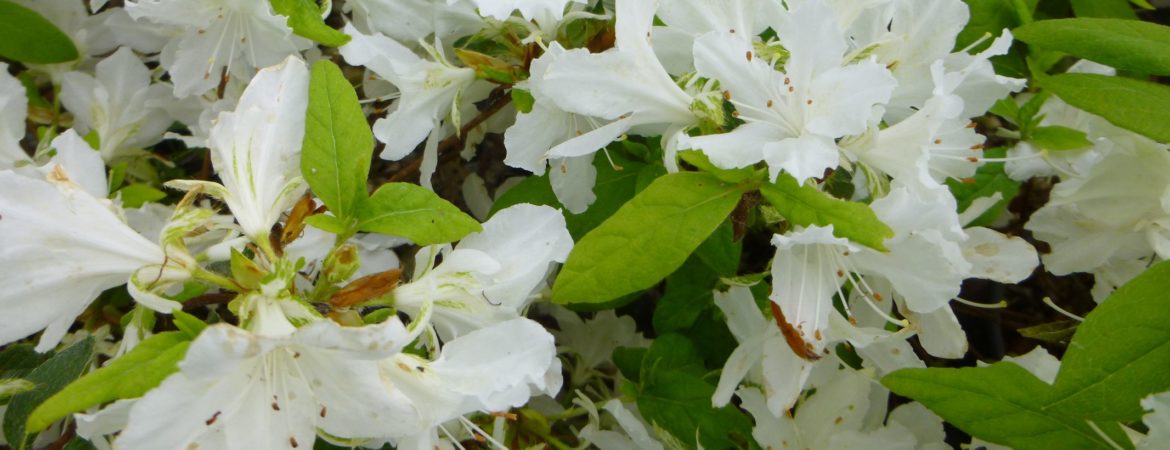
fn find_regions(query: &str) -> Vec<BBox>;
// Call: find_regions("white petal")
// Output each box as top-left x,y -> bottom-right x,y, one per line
0,172 -> 162,350
681,121 -> 779,170
805,60 -> 896,138
962,227 -> 1039,283
852,232 -> 966,313
764,134 -> 840,182
431,318 -> 560,410
770,226 -> 853,344
47,129 -> 108,198
208,56 -> 309,239
905,305 -> 967,359
0,63 -> 30,168
458,204 -> 572,308
761,335 -> 813,415
712,335 -> 765,407
548,155 -> 598,214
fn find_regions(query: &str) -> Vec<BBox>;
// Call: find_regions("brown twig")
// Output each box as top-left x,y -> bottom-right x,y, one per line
182,292 -> 237,310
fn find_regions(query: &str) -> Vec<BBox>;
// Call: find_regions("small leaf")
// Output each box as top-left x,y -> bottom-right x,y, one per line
759,173 -> 893,251
356,183 -> 481,245
1030,125 -> 1094,151
652,258 -> 718,334
694,220 -> 741,277
4,338 -> 93,449
1047,260 -> 1170,422
172,310 -> 208,339
113,184 -> 167,208
1015,18 -> 1170,75
511,89 -> 535,114
638,367 -> 755,450
1018,320 -> 1079,344
26,332 -> 192,434
268,0 -> 349,46
1039,73 -> 1170,144
305,214 -> 352,234
883,363 -> 1120,450
552,172 -> 745,304
302,60 -> 372,225
0,379 -> 35,402
0,0 -> 79,63
454,48 -> 524,83
0,345 -> 50,380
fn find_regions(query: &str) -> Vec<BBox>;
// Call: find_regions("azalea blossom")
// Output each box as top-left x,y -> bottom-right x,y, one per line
0,64 -> 29,169
124,0 -> 311,97
167,55 -> 309,242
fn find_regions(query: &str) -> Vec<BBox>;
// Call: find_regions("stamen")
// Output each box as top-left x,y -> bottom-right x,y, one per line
954,297 -> 1007,309
1043,297 -> 1084,322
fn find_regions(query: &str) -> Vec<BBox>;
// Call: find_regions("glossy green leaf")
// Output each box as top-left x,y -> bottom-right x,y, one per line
0,344 -> 49,380
759,173 -> 893,251
356,183 -> 481,245
302,60 -> 372,224
1015,18 -> 1170,75
269,0 -> 349,46
27,332 -> 192,433
1030,125 -> 1094,151
1047,260 -> 1170,422
1040,73 -> 1170,143
552,172 -> 745,304
694,220 -> 741,276
638,366 -> 755,450
652,258 -> 718,334
0,0 -> 79,63
114,184 -> 167,208
946,147 -> 1020,227
3,338 -> 93,449
883,363 -> 1122,450
1069,0 -> 1138,19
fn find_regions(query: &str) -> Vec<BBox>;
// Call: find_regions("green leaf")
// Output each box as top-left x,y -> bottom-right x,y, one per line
612,347 -> 647,383
0,379 -> 35,402
638,369 -> 755,450
1040,73 -> 1170,143
172,310 -> 208,339
652,258 -> 718,334
956,0 -> 1020,51
1015,18 -> 1170,75
1069,0 -> 1138,19
356,183 -> 481,245
4,338 -> 93,449
27,332 -> 192,434
1046,260 -> 1170,422
1030,125 -> 1094,151
642,334 -> 706,378
694,220 -> 741,276
0,344 -> 50,380
114,184 -> 167,208
305,214 -> 352,234
552,172 -> 745,304
511,89 -> 535,114
0,0 -> 79,63
883,363 -> 1121,450
303,60 -> 372,224
759,173 -> 893,251
268,0 -> 349,46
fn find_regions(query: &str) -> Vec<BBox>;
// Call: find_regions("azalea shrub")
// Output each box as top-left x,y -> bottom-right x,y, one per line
2,0 -> 1170,449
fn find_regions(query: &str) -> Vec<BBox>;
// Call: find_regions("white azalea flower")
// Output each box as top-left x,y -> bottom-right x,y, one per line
0,167 -> 164,351
344,0 -> 484,44
168,56 -> 309,242
1026,144 -> 1170,296
577,396 -> 665,450
550,307 -> 650,385
1139,391 -> 1170,450
384,318 -> 561,448
682,0 -> 896,182
339,24 -> 477,187
469,0 -> 585,28
124,0 -> 311,97
393,204 -> 572,339
60,47 -> 174,161
0,64 -> 30,169
117,300 -> 428,450
503,43 -> 600,213
538,0 -> 699,169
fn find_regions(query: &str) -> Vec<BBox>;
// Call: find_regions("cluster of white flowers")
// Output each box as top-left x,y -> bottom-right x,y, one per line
2,0 -> 1169,448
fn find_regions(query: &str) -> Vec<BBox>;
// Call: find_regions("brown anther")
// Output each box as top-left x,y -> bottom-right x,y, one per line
842,251 -> 850,256
784,77 -> 791,85
489,411 -> 519,420
836,270 -> 844,278
966,121 -> 978,128
848,316 -> 858,325
806,99 -> 813,105
815,329 -> 823,341
835,416 -> 844,425
746,50 -> 752,61
873,293 -> 884,301
767,99 -> 774,108
473,433 -> 487,443
731,111 -> 740,118
292,351 -> 301,358
205,411 -> 221,426
970,144 -> 985,150
272,402 -> 280,411
320,406 -> 327,418
788,86 -> 795,93
290,437 -> 299,448
966,156 -> 979,163
934,139 -> 942,145
723,90 -> 732,101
